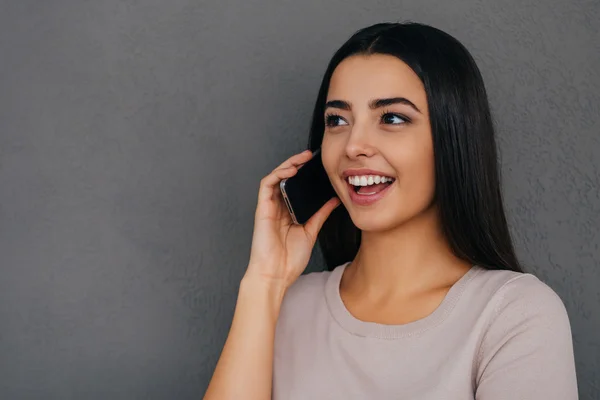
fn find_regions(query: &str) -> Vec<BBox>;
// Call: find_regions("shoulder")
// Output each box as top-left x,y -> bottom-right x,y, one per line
474,267 -> 570,324
276,264 -> 343,328
457,266 -> 571,331
286,268 -> 332,298
279,268 -> 333,314
472,268 -> 578,397
470,266 -> 572,343
474,267 -> 575,378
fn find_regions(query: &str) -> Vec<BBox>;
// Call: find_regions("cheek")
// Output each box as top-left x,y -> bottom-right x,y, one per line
410,151 -> 436,202
392,138 -> 435,194
320,135 -> 343,177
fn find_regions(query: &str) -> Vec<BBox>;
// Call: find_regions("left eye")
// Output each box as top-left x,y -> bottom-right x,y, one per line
382,113 -> 406,124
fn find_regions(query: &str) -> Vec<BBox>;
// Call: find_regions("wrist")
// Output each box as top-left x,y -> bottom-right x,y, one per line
239,274 -> 287,315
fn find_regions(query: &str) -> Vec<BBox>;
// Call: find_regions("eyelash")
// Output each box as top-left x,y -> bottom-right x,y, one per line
324,110 -> 410,127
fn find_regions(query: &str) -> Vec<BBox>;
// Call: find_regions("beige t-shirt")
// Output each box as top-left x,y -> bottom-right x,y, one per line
273,263 -> 578,399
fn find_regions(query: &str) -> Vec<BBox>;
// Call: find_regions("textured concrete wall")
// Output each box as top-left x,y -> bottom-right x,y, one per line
0,0 -> 598,398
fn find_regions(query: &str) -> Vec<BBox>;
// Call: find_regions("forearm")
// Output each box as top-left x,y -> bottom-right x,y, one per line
203,276 -> 285,400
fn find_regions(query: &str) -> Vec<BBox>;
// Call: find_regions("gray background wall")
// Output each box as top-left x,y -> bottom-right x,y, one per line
0,0 -> 598,399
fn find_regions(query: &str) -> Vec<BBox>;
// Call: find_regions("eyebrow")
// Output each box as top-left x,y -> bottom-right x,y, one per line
324,97 -> 422,114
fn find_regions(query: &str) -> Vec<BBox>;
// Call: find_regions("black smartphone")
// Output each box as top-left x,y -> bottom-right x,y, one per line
279,148 -> 337,225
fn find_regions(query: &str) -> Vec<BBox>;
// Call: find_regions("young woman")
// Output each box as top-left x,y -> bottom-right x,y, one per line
204,22 -> 578,399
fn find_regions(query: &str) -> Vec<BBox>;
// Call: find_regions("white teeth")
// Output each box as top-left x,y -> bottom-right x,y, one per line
347,175 -> 394,187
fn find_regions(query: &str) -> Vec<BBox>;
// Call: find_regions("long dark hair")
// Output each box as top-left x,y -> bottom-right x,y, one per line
308,22 -> 523,273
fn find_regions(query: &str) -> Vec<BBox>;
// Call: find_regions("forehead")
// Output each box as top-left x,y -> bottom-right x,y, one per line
327,54 -> 427,108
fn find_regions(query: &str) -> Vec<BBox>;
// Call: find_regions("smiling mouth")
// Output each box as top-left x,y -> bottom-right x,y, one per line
346,174 -> 396,195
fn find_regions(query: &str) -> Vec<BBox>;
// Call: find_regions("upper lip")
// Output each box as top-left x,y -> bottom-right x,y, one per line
342,169 -> 396,179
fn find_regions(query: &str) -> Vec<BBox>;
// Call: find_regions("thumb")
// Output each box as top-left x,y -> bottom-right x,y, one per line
304,197 -> 341,242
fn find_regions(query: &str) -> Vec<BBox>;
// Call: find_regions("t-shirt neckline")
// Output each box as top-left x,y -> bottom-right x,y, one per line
324,262 -> 482,339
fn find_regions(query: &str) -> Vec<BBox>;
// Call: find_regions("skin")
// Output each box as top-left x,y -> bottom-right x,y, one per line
204,53 -> 473,400
321,54 -> 472,324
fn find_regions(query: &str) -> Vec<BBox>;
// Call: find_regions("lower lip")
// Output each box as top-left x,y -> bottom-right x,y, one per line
346,180 -> 395,206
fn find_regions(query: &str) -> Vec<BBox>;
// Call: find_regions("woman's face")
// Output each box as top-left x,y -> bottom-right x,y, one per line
321,54 -> 436,232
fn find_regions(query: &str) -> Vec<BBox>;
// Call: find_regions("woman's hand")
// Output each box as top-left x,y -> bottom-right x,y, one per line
204,149 -> 339,400
244,150 -> 340,292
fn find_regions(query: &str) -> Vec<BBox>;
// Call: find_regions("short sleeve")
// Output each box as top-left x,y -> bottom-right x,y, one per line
475,275 -> 578,400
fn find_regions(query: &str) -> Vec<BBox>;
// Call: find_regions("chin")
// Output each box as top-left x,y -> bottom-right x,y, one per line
348,210 -> 402,233
344,199 -> 437,233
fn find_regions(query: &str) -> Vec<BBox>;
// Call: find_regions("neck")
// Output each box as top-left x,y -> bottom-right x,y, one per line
344,205 -> 471,298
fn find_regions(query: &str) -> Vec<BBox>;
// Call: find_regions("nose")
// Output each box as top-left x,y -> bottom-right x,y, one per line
345,123 -> 377,159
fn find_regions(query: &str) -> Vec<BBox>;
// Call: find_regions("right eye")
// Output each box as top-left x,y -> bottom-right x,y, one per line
325,114 -> 349,127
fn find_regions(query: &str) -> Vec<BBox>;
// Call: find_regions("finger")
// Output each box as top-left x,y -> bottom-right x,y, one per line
304,197 -> 341,242
257,165 -> 298,205
256,150 -> 312,204
276,150 -> 312,170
